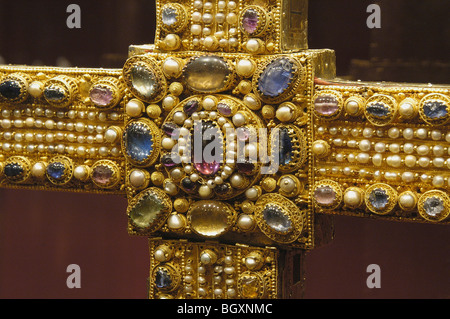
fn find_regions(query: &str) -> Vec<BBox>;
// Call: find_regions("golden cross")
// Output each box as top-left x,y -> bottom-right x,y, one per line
0,0 -> 448,299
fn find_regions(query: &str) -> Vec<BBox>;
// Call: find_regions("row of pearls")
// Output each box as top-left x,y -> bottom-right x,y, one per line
1,107 -> 121,122
1,117 -> 108,134
317,166 -> 450,188
317,125 -> 450,142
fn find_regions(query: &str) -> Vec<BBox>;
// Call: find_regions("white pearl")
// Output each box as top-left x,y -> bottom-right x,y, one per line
362,127 -> 373,138
356,153 -> 370,164
276,106 -> 294,122
399,193 -> 416,209
433,158 -> 445,168
416,128 -> 428,139
404,155 -> 416,168
374,142 -> 386,153
399,102 -> 415,118
191,24 -> 202,35
237,214 -> 254,230
74,166 -> 89,181
432,175 -> 444,188
226,12 -> 238,25
199,185 -> 212,198
75,122 -> 85,132
388,127 -> 400,139
335,154 -> 344,162
431,130 -> 442,141
401,172 -> 415,183
384,172 -> 398,181
416,145 -> 429,156
433,145 -> 444,156
162,137 -> 175,150
372,154 -> 383,166
31,162 -> 46,178
230,174 -> 244,188
347,140 -> 357,148
130,170 -> 147,188
359,139 -> 371,151
167,214 -> 185,230
403,143 -> 414,154
344,188 -> 362,208
345,100 -> 360,116
420,174 -> 430,182
417,157 -> 430,168
389,143 -> 400,153
232,113 -> 246,127
202,97 -> 216,110
280,177 -> 296,193
446,132 -> 450,143
236,59 -> 255,77
77,146 -> 86,156
386,155 -> 402,167
29,81 -> 44,98
245,187 -> 259,200
402,128 -> 414,140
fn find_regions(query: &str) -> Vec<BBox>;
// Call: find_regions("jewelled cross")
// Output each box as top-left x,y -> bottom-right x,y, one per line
0,0 -> 449,299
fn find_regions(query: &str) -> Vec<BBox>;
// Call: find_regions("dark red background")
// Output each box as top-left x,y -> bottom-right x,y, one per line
0,0 -> 449,298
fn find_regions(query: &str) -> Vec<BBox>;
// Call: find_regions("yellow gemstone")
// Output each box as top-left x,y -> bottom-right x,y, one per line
189,200 -> 234,237
239,274 -> 260,299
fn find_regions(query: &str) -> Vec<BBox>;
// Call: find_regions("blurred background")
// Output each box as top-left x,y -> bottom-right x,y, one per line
0,0 -> 449,298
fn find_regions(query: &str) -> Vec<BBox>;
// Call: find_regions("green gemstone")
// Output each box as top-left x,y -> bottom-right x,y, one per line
129,192 -> 165,229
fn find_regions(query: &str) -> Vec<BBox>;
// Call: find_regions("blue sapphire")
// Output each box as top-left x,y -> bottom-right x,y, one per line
155,269 -> 172,289
369,188 -> 389,210
258,58 -> 294,98
0,80 -> 22,100
262,205 -> 292,234
366,102 -> 390,118
47,162 -> 66,180
124,122 -> 154,162
423,101 -> 448,119
4,163 -> 24,178
279,128 -> 293,165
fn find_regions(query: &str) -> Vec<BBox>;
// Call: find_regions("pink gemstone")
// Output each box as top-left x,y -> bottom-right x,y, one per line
194,161 -> 220,176
314,95 -> 339,116
92,165 -> 113,185
90,86 -> 113,107
237,127 -> 250,142
242,9 -> 259,34
314,186 -> 336,205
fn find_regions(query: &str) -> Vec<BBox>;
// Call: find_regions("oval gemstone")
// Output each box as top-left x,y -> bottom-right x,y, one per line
44,85 -> 66,103
124,122 -> 154,163
162,7 -> 178,27
315,95 -> 339,116
184,56 -> 231,93
279,128 -> 293,165
90,86 -> 113,107
0,80 -> 21,100
217,103 -> 232,116
161,153 -> 178,167
162,122 -> 179,137
192,121 -> 222,176
369,188 -> 389,209
129,191 -> 165,229
423,196 -> 444,217
189,200 -> 232,237
155,269 -> 172,289
262,204 -> 292,234
4,163 -> 24,178
366,102 -> 390,118
131,64 -> 158,100
423,101 -> 448,119
92,165 -> 113,185
181,177 -> 199,192
183,100 -> 199,116
258,58 -> 295,98
314,185 -> 336,206
242,9 -> 259,34
47,162 -> 66,180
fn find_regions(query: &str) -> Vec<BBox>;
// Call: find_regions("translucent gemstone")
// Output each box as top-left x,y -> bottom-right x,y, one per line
258,58 -> 294,98
130,64 -> 158,100
217,103 -> 232,116
314,186 -> 336,205
155,269 -> 172,289
423,101 -> 448,119
0,80 -> 21,99
369,188 -> 389,209
242,9 -> 259,34
237,127 -> 250,141
236,161 -> 255,175
161,153 -> 178,167
4,163 -> 23,178
124,122 -> 154,162
162,7 -> 178,27
90,86 -> 113,107
279,128 -> 293,165
183,100 -> 199,116
47,162 -> 66,180
183,56 -> 231,93
239,274 -> 260,299
92,165 -> 113,185
314,95 -> 339,116
181,177 -> 199,192
189,200 -> 232,237
162,122 -> 179,137
262,205 -> 292,234
44,85 -> 66,102
366,102 -> 390,118
194,161 -> 220,176
129,192 -> 165,228
423,197 -> 444,217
